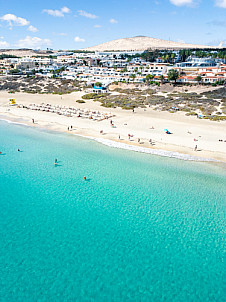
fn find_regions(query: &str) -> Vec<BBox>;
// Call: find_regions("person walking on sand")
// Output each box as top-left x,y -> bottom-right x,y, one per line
32,119 -> 34,124
119,135 -> 120,140
194,145 -> 197,151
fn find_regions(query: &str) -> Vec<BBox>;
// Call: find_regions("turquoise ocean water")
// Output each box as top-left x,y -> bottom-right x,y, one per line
0,120 -> 225,302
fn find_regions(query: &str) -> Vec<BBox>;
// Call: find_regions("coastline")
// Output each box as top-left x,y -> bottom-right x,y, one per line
0,91 -> 226,163
0,114 -> 224,164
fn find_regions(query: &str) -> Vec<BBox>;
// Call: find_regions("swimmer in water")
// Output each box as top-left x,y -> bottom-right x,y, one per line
18,148 -> 20,152
84,176 -> 86,180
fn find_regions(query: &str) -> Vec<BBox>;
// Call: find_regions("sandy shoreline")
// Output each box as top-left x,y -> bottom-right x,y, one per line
1,91 -> 226,163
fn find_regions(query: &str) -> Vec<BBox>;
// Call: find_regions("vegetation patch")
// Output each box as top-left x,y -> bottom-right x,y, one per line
81,93 -> 107,100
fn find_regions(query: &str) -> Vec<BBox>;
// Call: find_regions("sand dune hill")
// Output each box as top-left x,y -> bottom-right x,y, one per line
83,36 -> 218,52
0,49 -> 52,57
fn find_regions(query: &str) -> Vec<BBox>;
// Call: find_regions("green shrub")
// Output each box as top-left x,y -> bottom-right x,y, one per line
82,93 -> 105,100
210,115 -> 226,121
185,112 -> 198,116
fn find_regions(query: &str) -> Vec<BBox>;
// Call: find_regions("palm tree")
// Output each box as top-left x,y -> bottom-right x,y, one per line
146,74 -> 155,85
195,75 -> 202,85
170,53 -> 176,63
130,74 -> 136,82
165,54 -> 169,63
159,75 -> 165,85
167,69 -> 179,84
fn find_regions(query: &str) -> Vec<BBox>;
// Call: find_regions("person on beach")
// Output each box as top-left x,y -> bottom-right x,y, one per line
100,130 -> 103,134
149,139 -> 152,144
71,125 -> 73,130
119,135 -> 120,140
194,145 -> 197,151
138,138 -> 140,143
32,119 -> 34,124
67,127 -> 69,131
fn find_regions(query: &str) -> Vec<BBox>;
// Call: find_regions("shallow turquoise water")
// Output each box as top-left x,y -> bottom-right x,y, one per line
0,121 -> 225,302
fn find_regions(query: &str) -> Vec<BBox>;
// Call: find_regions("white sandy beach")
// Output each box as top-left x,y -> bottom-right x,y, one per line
0,91 -> 226,162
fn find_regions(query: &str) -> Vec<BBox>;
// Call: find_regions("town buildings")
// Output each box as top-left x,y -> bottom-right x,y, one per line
0,51 -> 225,86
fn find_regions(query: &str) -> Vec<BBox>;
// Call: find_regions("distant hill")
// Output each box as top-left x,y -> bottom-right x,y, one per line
0,49 -> 54,57
83,36 -> 219,52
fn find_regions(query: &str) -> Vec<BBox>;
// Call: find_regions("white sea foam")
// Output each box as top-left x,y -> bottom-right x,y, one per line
77,135 -> 216,162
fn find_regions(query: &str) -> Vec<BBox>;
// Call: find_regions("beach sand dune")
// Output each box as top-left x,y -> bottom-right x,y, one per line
83,36 -> 219,52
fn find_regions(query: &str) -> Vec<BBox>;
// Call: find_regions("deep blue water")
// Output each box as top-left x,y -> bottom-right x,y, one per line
0,121 -> 225,301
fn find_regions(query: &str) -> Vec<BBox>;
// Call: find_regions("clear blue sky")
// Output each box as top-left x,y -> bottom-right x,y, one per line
0,0 -> 225,49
